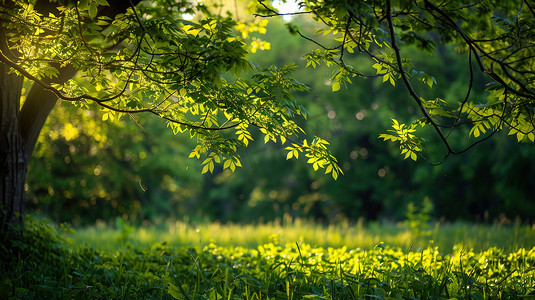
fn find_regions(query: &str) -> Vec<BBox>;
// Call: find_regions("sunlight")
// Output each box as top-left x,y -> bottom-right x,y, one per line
273,0 -> 302,21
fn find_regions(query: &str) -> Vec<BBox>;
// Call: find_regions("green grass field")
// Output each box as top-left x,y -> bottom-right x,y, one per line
2,217 -> 534,299
72,216 -> 534,253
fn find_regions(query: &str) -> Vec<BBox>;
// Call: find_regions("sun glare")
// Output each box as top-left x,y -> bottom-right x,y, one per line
273,0 -> 302,21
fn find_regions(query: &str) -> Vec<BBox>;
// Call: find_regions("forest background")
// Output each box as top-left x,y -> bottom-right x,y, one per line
25,0 -> 535,227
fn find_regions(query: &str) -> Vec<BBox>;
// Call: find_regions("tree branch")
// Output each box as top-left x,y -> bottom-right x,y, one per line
385,0 -> 454,160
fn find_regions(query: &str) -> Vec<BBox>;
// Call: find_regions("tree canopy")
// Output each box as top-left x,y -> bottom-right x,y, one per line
1,0 -> 341,177
260,0 -> 535,163
2,0 -> 535,227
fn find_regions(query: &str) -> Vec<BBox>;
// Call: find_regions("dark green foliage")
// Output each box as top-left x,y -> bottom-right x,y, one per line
1,218 -> 172,299
0,218 -> 80,299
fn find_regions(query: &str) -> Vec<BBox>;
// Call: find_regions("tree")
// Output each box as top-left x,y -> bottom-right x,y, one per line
4,0 -> 534,231
0,0 -> 341,231
257,0 -> 535,163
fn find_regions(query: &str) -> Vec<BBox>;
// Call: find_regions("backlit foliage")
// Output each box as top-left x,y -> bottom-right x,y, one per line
379,119 -> 422,161
0,0 -> 340,178
264,0 -> 535,163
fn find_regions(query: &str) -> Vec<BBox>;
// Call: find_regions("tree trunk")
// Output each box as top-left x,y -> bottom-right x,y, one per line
0,49 -> 25,230
0,0 -> 141,232
0,8 -> 68,231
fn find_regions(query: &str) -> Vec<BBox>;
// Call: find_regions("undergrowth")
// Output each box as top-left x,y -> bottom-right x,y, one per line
1,218 -> 534,299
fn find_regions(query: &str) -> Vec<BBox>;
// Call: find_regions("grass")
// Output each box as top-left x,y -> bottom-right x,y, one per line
72,215 -> 535,253
1,216 -> 534,299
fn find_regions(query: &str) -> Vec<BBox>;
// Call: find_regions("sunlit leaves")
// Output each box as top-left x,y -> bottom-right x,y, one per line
77,0 -> 109,19
330,68 -> 355,93
249,38 -> 271,53
379,119 -> 422,161
285,145 -> 300,160
3,0 -> 339,179
62,123 -> 79,141
331,81 -> 341,92
294,0 -> 535,163
508,122 -> 535,142
202,19 -> 218,31
200,151 -> 243,174
201,154 -> 219,174
304,49 -> 339,69
223,156 -> 242,172
260,128 -> 276,144
235,18 -> 271,53
421,98 -> 455,120
410,69 -> 437,88
382,72 -> 396,87
285,138 -> 342,180
460,100 -> 505,140
182,62 -> 337,177
182,24 -> 201,37
236,123 -> 253,147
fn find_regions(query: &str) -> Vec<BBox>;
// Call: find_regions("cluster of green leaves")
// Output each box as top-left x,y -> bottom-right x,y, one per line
294,0 -> 535,162
2,218 -> 534,299
0,0 -> 340,178
285,137 -> 343,180
379,119 -> 422,161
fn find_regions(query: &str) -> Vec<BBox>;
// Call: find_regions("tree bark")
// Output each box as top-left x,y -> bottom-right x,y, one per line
0,38 -> 25,230
0,1 -> 76,231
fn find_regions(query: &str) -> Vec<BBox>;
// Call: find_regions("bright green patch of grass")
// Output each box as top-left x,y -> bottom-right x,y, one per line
1,217 -> 534,299
72,216 -> 535,253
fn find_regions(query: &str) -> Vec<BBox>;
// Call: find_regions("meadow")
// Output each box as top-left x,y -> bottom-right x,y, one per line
2,216 -> 534,299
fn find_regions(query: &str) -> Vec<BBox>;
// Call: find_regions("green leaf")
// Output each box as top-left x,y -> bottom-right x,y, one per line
389,75 -> 395,86
234,159 -> 242,167
472,126 -> 480,138
201,163 -> 210,174
78,0 -> 89,10
332,81 -> 341,92
89,3 -> 97,19
286,151 -> 293,160
332,170 -> 338,180
325,164 -> 332,174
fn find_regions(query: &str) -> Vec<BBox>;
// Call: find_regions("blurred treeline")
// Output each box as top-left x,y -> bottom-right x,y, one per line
27,16 -> 535,226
